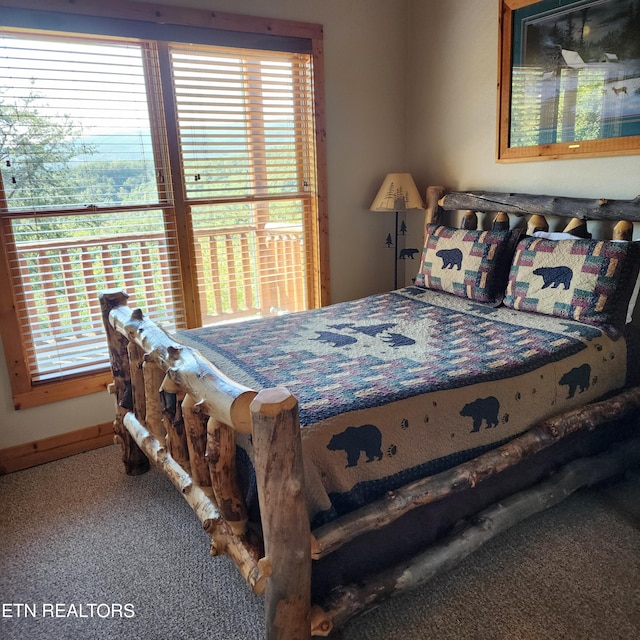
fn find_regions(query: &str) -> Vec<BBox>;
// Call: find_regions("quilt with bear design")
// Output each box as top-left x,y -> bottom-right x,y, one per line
178,286 -> 629,528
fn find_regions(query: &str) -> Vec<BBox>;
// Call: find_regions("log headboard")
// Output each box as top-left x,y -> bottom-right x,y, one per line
425,186 -> 640,241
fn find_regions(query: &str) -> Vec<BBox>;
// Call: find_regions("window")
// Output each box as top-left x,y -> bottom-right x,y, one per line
0,2 -> 328,408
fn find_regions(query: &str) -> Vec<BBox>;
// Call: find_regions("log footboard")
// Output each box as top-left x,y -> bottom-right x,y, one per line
99,288 -> 640,640
99,290 -> 314,636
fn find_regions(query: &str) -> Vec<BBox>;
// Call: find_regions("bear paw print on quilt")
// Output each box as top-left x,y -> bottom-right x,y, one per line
503,236 -> 640,329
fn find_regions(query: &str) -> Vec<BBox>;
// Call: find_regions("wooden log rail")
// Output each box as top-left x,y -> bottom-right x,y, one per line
120,407 -> 267,593
438,190 -> 640,221
425,187 -> 640,241
101,291 -> 257,431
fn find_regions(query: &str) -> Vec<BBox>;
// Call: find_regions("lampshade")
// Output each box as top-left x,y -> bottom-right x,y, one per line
370,173 -> 424,212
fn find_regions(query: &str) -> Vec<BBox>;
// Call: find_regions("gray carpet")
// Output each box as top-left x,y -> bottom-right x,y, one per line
1,445 -> 639,640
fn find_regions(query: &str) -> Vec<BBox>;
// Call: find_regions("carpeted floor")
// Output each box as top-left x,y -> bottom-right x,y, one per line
1,445 -> 639,640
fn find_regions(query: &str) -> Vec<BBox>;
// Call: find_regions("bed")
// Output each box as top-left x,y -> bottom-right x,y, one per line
99,187 -> 640,639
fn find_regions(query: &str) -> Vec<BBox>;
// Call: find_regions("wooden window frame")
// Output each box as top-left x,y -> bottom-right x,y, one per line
0,0 -> 329,409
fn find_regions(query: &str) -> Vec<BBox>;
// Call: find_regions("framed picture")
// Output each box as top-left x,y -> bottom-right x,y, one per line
498,0 -> 640,161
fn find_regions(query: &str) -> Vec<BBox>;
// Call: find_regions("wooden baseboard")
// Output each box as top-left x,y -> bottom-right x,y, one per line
0,422 -> 115,474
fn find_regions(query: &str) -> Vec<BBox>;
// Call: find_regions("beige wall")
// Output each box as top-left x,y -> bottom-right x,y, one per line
3,0 -> 640,449
0,0 -> 408,449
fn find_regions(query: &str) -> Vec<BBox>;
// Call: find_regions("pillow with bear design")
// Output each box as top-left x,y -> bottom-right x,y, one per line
503,236 -> 640,329
414,224 -> 520,304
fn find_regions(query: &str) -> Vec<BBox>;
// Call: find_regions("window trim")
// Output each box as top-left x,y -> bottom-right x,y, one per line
0,0 -> 329,410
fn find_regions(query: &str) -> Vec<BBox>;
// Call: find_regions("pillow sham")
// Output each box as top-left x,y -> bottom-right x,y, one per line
503,236 -> 640,329
414,224 -> 520,304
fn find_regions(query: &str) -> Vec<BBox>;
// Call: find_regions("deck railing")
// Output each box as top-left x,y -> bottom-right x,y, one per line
13,223 -> 306,378
194,222 -> 307,324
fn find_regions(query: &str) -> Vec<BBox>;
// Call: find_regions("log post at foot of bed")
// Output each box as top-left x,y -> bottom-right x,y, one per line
110,424 -> 149,476
99,291 -> 149,476
320,435 -> 640,630
251,387 -> 313,640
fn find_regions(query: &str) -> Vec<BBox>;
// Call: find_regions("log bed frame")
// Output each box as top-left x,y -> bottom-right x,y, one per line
99,188 -> 640,639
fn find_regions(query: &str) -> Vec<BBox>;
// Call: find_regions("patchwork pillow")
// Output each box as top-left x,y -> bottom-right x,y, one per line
414,224 -> 520,303
503,236 -> 640,329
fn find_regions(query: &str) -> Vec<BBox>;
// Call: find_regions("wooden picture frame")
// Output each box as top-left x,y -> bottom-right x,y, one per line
497,0 -> 640,161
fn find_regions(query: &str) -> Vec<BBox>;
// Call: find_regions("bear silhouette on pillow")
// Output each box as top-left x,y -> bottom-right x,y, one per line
532,266 -> 573,290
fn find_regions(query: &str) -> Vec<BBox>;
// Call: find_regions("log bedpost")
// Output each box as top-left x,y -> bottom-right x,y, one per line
425,185 -> 445,226
99,291 -> 149,475
251,387 -> 313,640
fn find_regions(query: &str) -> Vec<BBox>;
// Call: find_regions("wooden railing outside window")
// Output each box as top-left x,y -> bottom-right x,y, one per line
14,224 -> 305,379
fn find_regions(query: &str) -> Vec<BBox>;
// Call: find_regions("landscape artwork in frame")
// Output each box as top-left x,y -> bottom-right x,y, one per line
498,0 -> 640,161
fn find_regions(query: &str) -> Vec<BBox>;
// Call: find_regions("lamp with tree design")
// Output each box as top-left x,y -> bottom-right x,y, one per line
370,173 -> 424,288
